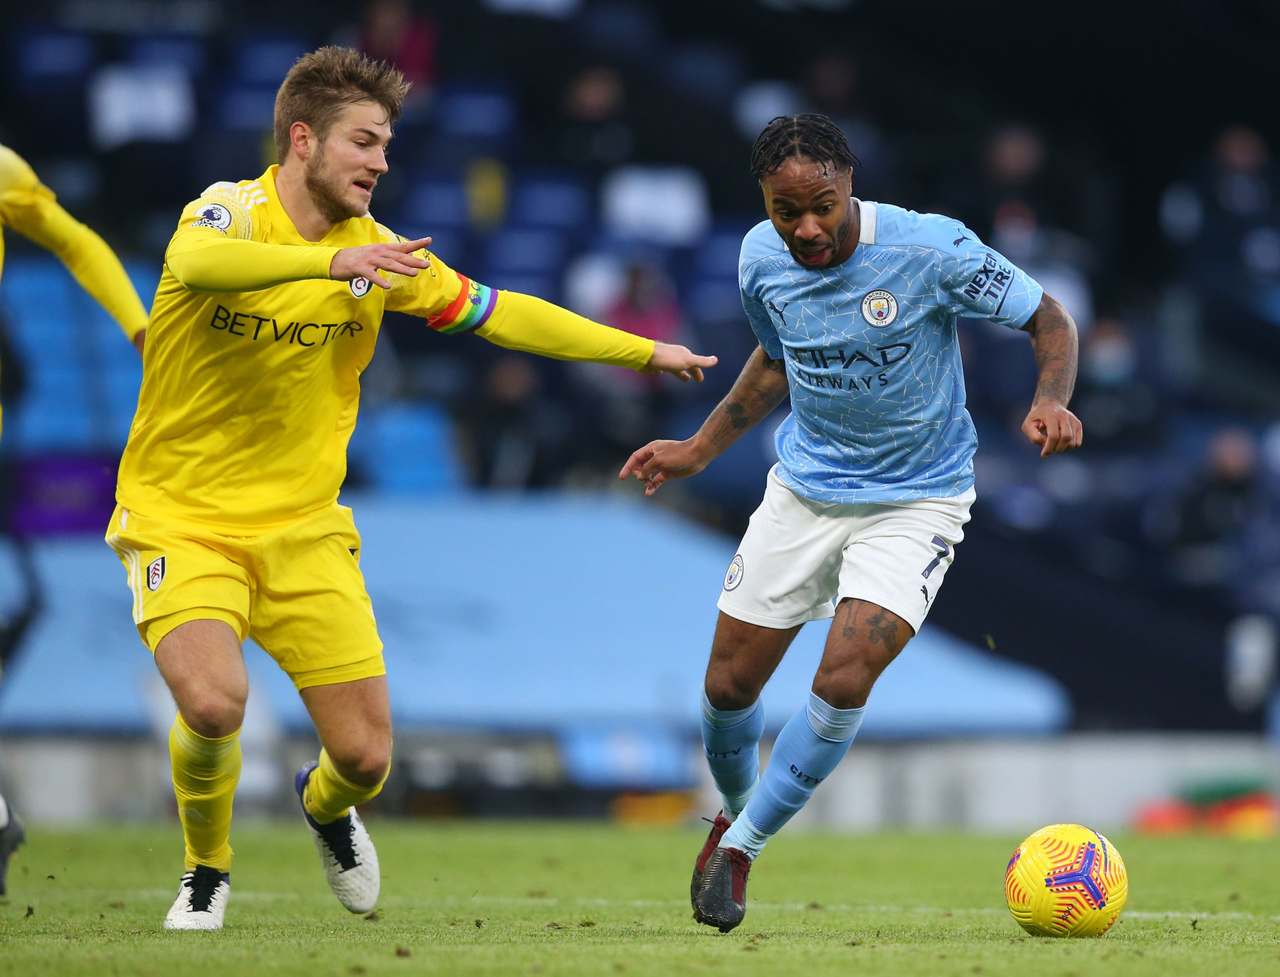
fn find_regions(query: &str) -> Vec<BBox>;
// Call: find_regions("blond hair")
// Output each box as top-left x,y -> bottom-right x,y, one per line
273,46 -> 410,162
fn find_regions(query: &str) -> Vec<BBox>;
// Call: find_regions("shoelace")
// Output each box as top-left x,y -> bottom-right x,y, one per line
185,866 -> 226,912
315,815 -> 359,871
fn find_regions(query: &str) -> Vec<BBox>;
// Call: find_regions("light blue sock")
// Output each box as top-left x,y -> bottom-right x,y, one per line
700,692 -> 764,818
720,692 -> 865,859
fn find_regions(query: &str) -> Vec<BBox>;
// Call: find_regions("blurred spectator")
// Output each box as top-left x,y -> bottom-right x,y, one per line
453,355 -> 576,489
1144,427 -> 1261,591
1160,126 -> 1280,326
573,261 -> 692,468
802,52 -> 896,196
1070,315 -> 1162,453
354,0 -> 439,103
554,66 -> 634,178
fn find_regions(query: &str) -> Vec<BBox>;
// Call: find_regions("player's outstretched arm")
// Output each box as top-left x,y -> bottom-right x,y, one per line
620,345 -> 788,496
474,291 -> 717,379
14,196 -> 149,350
1020,292 -> 1084,458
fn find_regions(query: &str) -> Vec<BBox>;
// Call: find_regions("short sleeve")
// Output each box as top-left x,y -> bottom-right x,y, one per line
738,232 -> 785,359
741,287 -> 784,359
937,223 -> 1043,329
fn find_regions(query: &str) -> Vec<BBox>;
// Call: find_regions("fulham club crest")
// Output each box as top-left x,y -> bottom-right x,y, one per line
861,289 -> 899,327
147,556 -> 167,592
349,276 -> 372,298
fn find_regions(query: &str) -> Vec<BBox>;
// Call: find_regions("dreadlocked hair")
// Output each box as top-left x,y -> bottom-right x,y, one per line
749,113 -> 859,182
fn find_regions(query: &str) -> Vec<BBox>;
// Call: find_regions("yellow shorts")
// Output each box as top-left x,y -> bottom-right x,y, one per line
105,503 -> 385,690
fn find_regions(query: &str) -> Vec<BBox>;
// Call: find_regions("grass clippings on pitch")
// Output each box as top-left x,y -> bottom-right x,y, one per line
1,822 -> 1277,977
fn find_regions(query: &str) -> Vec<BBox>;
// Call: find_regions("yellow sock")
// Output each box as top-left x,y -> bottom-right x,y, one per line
169,713 -> 240,873
303,747 -> 390,824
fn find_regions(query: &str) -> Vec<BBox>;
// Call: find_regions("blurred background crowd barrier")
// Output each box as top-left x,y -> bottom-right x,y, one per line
1,0 -> 1277,836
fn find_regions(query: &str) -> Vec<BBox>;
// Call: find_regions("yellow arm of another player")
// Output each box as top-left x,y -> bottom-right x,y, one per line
476,291 -> 655,370
166,234 -> 339,293
10,194 -> 149,342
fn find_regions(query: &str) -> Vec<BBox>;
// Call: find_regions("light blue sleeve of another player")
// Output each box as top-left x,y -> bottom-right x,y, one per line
935,221 -> 1044,329
738,226 -> 785,359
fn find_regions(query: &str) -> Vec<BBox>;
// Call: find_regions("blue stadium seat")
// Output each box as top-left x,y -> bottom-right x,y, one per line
127,35 -> 207,75
9,31 -> 95,87
216,84 -> 278,131
431,85 -> 518,142
484,228 -> 569,276
508,175 -> 593,231
347,403 -> 464,494
232,35 -> 309,87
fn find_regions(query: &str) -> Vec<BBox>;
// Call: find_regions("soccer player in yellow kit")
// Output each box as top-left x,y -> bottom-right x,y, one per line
104,46 -> 717,931
0,142 -> 149,896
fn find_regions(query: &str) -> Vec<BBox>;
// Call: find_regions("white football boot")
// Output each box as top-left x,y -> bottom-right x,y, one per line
163,866 -> 230,930
295,762 -> 380,913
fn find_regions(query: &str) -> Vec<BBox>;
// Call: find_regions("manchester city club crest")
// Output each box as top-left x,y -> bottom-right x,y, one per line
349,276 -> 372,298
724,554 -> 745,591
861,289 -> 899,327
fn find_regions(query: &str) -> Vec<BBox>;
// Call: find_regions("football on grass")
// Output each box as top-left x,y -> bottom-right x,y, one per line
1004,823 -> 1129,937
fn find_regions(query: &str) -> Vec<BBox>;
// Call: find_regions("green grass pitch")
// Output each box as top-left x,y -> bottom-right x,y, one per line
2,821 -> 1277,976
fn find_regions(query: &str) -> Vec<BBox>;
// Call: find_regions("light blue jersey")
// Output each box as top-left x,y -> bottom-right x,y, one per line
739,199 -> 1043,503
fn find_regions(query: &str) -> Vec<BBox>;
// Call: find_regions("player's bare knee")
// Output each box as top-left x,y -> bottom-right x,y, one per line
180,691 -> 245,738
704,668 -> 762,711
329,742 -> 391,788
811,663 -> 873,710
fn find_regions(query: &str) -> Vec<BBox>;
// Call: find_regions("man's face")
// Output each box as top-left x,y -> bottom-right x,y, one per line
761,156 -> 855,269
303,99 -> 392,224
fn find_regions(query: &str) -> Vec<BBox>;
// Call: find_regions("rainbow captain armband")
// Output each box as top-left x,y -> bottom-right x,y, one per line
426,273 -> 497,334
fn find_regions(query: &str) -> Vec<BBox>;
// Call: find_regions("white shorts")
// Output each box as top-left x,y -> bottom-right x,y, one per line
717,466 -> 975,635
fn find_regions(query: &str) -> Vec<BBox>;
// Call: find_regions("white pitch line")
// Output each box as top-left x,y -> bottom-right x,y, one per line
119,890 -> 1280,922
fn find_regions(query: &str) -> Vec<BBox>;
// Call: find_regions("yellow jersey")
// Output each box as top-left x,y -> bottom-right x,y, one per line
117,165 -> 654,531
0,143 -> 149,435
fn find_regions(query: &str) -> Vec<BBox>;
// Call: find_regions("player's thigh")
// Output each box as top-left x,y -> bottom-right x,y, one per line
299,674 -> 392,778
716,467 -> 848,631
835,488 -> 975,636
250,505 -> 386,691
705,611 -> 801,707
813,598 -> 913,708
105,505 -> 252,653
155,619 -> 249,731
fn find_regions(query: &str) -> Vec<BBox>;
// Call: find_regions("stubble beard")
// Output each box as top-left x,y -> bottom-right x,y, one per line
305,147 -> 363,225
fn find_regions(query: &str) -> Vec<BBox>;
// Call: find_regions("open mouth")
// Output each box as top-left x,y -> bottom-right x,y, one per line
796,246 -> 830,266
353,179 -> 375,194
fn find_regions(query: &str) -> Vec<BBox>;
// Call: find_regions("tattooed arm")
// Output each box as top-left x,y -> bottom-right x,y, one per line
1020,292 -> 1084,457
618,345 -> 789,496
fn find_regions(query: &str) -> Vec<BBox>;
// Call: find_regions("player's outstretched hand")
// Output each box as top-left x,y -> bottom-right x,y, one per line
330,237 -> 433,289
643,343 -> 718,382
1021,400 -> 1084,458
618,438 -> 710,496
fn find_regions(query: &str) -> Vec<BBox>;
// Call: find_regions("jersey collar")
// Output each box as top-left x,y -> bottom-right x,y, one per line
855,198 -> 878,245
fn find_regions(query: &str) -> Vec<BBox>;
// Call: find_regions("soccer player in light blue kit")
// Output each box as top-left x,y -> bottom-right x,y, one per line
621,115 -> 1084,932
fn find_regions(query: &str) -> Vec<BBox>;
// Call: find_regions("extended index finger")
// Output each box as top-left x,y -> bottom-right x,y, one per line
396,236 -> 433,253
618,445 -> 654,479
